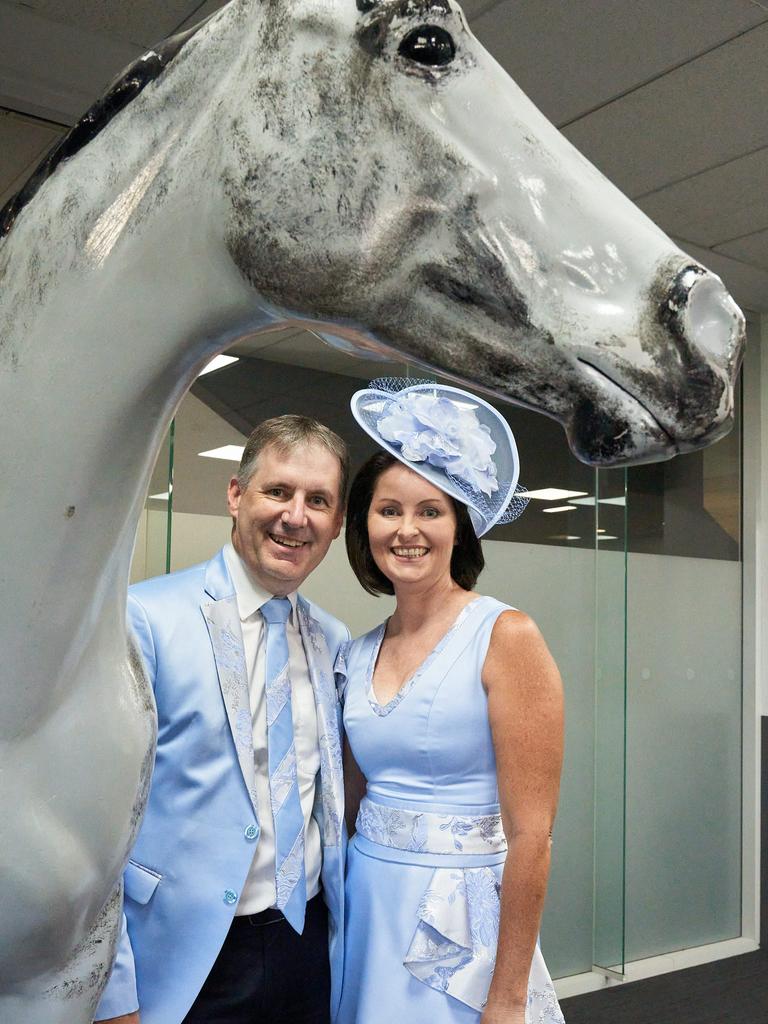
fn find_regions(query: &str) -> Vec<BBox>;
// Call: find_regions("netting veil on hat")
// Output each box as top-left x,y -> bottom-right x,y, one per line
350,378 -> 529,537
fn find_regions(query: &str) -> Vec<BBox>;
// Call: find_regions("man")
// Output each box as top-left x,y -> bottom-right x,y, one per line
96,415 -> 350,1024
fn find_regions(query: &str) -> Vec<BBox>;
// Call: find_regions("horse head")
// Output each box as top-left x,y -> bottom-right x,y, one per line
216,0 -> 744,465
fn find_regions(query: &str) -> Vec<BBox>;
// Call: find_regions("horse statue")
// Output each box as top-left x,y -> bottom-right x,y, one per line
0,0 -> 744,1019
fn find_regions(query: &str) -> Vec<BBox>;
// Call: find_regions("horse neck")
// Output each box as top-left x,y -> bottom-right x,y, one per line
0,3 -> 278,702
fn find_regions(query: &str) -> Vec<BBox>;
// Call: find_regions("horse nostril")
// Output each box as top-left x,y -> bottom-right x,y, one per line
684,273 -> 744,363
660,265 -> 744,368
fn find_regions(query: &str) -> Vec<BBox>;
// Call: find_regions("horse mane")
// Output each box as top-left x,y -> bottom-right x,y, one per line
0,20 -> 209,239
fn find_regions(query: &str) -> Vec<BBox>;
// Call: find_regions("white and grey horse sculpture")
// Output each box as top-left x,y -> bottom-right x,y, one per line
0,0 -> 744,1018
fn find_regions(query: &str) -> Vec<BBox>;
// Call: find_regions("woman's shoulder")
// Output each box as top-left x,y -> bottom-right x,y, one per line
484,605 -> 557,682
481,599 -> 541,634
471,596 -> 544,649
471,593 -> 523,622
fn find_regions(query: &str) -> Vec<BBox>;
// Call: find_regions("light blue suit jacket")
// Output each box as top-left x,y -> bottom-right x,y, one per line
96,549 -> 349,1024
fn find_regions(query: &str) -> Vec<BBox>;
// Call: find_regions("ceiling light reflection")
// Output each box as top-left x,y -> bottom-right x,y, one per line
199,355 -> 239,376
199,445 -> 245,462
526,488 -> 589,501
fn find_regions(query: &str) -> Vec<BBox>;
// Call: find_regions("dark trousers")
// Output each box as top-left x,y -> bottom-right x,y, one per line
183,893 -> 331,1024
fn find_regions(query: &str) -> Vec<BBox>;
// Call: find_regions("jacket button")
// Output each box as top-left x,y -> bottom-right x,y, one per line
224,889 -> 238,905
244,824 -> 259,841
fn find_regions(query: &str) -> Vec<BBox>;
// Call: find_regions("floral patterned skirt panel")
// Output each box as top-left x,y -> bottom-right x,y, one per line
335,824 -> 564,1024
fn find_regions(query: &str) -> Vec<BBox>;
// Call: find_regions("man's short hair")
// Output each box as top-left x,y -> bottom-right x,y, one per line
345,451 -> 484,595
237,415 -> 350,503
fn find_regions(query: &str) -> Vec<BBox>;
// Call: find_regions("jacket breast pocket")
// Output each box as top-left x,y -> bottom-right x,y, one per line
124,859 -> 162,905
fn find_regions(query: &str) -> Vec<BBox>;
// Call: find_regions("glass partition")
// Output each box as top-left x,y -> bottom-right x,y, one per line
592,467 -> 628,975
130,423 -> 173,583
623,397 -> 742,960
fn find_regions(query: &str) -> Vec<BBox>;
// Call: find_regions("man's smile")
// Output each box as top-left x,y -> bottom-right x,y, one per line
269,533 -> 308,549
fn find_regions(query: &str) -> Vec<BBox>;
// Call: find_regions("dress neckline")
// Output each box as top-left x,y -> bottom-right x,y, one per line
366,596 -> 487,718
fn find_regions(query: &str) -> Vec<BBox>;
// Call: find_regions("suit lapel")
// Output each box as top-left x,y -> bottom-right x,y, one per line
297,596 -> 345,850
202,554 -> 259,815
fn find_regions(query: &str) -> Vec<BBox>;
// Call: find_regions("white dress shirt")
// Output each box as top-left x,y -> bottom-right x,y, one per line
223,544 -> 322,914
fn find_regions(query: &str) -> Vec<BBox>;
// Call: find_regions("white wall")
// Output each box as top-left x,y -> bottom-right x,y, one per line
739,312 -> 765,944
758,315 -> 768,718
740,313 -> 768,718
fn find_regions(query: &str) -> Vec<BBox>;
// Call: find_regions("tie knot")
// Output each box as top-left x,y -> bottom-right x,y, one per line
261,596 -> 292,626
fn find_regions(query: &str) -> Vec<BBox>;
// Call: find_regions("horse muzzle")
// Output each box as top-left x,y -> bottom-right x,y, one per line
659,264 -> 745,382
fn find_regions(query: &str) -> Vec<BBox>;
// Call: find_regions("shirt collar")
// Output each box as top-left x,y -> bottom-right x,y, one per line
223,543 -> 298,624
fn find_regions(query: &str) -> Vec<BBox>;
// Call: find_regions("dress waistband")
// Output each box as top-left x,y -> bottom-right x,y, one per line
355,795 -> 507,857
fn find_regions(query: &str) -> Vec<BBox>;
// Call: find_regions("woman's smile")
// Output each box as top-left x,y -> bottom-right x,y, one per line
391,546 -> 430,559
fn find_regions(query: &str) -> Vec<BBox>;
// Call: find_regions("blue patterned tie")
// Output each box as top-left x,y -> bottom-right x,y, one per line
261,597 -> 306,933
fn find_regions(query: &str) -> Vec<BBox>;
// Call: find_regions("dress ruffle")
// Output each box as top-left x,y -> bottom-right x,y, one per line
404,865 -> 499,1011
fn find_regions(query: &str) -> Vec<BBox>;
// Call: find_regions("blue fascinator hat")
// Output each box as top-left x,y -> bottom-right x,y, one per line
350,378 -> 529,537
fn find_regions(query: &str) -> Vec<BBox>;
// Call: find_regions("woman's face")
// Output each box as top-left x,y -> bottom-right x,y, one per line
367,463 -> 458,591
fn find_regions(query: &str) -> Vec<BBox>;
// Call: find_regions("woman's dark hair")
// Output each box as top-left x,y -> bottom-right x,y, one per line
345,451 -> 484,596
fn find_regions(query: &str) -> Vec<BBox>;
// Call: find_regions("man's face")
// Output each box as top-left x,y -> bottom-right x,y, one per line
227,441 -> 344,596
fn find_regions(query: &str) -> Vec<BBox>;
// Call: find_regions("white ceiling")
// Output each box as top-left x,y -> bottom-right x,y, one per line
1,0 -> 767,310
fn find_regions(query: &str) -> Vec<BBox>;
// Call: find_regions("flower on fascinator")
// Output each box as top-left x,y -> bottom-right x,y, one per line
377,392 -> 499,497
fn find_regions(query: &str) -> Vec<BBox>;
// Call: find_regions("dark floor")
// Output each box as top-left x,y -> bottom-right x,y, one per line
560,950 -> 768,1024
562,717 -> 768,1023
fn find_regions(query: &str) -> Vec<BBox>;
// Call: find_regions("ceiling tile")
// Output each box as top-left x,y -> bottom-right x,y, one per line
0,2 -> 141,123
459,0 -> 494,19
0,110 -> 64,208
715,227 -> 768,273
470,0 -> 767,125
176,0 -> 227,33
563,22 -> 768,197
636,147 -> 768,248
18,0 -> 205,47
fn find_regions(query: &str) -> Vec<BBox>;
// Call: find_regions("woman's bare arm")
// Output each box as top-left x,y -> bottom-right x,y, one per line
481,610 -> 564,1024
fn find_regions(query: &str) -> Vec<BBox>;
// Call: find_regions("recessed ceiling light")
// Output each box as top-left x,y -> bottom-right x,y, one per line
597,534 -> 619,541
525,488 -> 589,501
149,492 -> 169,500
597,528 -> 606,533
569,495 -> 626,507
550,534 -> 581,541
542,505 -> 578,513
199,445 -> 245,462
198,354 -> 239,377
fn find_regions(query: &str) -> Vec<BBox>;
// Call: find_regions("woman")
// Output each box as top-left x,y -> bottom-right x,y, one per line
336,381 -> 565,1024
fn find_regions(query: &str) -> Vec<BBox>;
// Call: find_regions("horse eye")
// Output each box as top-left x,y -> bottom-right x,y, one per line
398,25 -> 456,67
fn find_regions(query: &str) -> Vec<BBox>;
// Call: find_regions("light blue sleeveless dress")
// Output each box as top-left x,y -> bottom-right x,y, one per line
336,596 -> 564,1024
